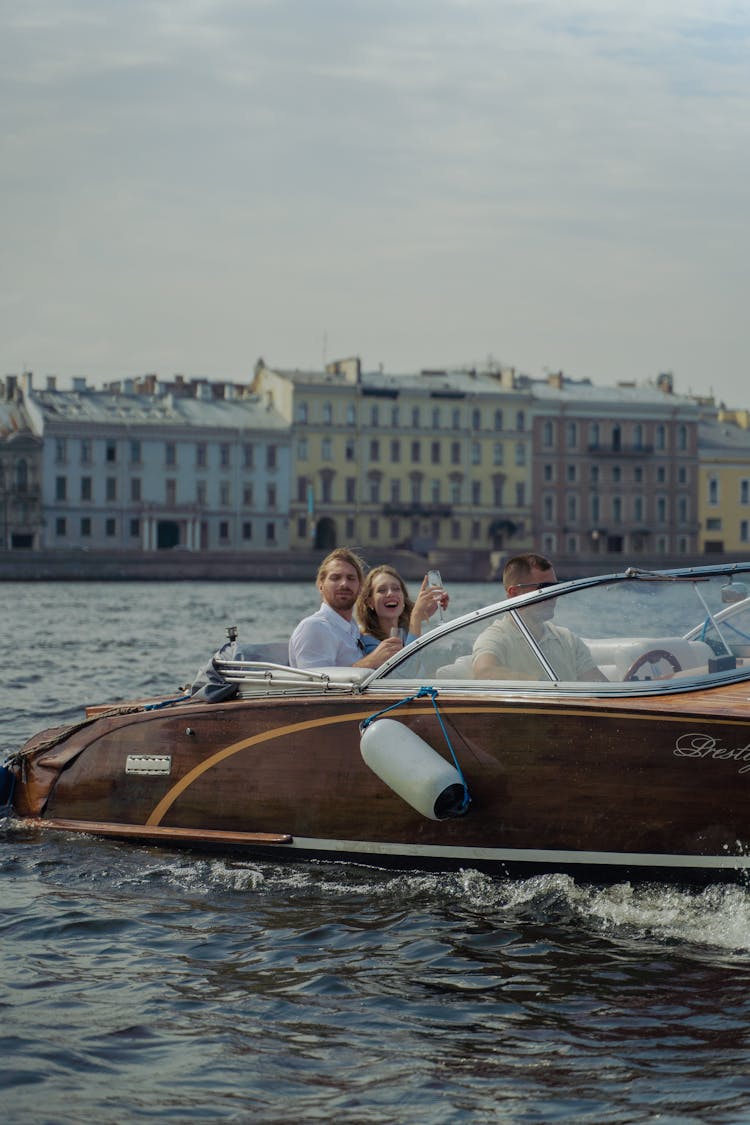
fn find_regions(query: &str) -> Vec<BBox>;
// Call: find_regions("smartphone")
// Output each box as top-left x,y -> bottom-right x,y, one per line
426,569 -> 445,621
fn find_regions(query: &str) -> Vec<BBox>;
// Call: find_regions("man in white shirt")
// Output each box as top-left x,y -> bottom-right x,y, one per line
289,548 -> 403,670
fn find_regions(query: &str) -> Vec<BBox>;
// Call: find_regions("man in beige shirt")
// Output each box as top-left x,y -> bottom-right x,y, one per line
472,553 -> 607,682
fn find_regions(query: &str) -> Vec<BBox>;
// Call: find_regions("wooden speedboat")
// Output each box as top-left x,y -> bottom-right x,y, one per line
6,563 -> 750,885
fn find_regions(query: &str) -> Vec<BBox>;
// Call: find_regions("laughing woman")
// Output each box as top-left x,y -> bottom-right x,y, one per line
355,565 -> 449,656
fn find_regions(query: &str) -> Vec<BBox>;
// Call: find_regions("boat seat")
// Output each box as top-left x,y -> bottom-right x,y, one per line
582,637 -> 713,679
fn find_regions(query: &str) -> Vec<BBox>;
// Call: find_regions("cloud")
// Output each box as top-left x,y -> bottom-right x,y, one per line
1,0 -> 749,401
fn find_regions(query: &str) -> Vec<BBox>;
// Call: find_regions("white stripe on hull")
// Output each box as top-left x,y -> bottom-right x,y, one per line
288,837 -> 750,871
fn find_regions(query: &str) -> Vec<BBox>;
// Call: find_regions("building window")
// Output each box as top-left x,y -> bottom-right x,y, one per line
431,442 -> 441,464
634,496 -> 644,522
105,518 -> 116,537
657,496 -> 667,523
196,442 -> 207,468
656,425 -> 666,451
345,439 -> 356,462
493,442 -> 504,465
297,517 -> 306,538
451,442 -> 461,466
346,478 -> 356,502
411,442 -> 421,463
451,519 -> 461,541
131,478 -> 141,502
515,442 -> 525,467
322,402 -> 332,425
431,478 -> 441,502
370,439 -> 380,461
391,439 -> 401,463
322,438 -> 332,461
493,479 -> 504,506
612,466 -> 621,483
472,481 -> 481,504
741,480 -> 750,505
243,443 -> 254,468
543,494 -> 555,521
243,522 -> 253,540
633,424 -> 643,449
471,442 -> 481,465
55,438 -> 67,463
566,422 -> 577,449
104,477 -> 116,502
266,445 -> 277,470
55,476 -> 67,501
242,483 -> 254,505
219,443 -> 231,468
452,408 -> 461,429
219,481 -> 230,506
390,517 -> 400,538
296,402 -> 308,424
106,440 -> 117,463
297,437 -> 308,460
267,483 -> 277,508
196,481 -> 207,505
369,517 -> 379,538
412,406 -> 420,427
266,521 -> 276,544
165,442 -> 176,466
741,521 -> 750,543
165,479 -> 176,505
516,482 -> 525,506
369,477 -> 381,503
219,521 -> 230,542
471,409 -> 481,431
567,494 -> 578,521
80,439 -> 92,464
80,517 -> 91,537
708,477 -> 719,505
494,409 -> 503,431
81,477 -> 92,501
542,421 -> 554,448
371,405 -> 380,427
678,424 -> 688,451
345,517 -> 355,538
390,479 -> 401,502
612,496 -> 622,523
347,404 -> 357,425
516,411 -> 525,431
566,464 -> 577,483
55,517 -> 66,537
129,440 -> 141,464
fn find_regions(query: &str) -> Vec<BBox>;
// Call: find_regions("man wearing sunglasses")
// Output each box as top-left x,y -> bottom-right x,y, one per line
472,553 -> 607,681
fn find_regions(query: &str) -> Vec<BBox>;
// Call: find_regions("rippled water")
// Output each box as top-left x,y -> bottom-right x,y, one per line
4,581 -> 750,1124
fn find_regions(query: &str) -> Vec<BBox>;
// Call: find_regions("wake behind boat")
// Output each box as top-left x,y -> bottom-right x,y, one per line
5,563 -> 750,884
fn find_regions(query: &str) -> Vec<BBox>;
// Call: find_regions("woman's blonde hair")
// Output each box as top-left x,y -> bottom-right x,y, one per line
355,565 -> 414,640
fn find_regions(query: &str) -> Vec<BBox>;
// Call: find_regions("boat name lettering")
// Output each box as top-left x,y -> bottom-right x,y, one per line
674,733 -> 750,773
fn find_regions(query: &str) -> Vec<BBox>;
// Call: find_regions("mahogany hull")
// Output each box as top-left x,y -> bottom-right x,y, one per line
10,682 -> 750,884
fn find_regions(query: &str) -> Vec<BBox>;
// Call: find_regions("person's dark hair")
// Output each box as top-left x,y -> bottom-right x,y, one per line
502,553 -> 553,590
316,547 -> 366,588
355,564 -> 414,640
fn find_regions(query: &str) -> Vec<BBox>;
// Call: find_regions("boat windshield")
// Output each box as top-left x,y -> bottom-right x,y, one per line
374,566 -> 750,689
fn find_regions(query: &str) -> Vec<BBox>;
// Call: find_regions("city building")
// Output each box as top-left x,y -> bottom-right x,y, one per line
0,375 -> 42,549
699,412 -> 750,555
21,371 -> 291,551
252,357 -> 534,560
528,370 -> 701,564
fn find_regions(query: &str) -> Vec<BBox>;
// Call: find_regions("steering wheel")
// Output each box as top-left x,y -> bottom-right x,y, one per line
624,648 -> 682,682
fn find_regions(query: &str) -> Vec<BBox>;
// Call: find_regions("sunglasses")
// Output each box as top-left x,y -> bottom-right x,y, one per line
512,581 -> 558,592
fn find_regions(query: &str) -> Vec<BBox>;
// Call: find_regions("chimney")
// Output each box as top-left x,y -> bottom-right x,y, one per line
46,375 -> 57,391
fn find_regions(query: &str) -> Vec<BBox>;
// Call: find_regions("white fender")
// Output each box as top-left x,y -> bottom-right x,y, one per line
360,718 -> 466,820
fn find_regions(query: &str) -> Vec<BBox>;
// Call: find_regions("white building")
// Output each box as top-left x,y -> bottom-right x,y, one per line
23,372 -> 291,551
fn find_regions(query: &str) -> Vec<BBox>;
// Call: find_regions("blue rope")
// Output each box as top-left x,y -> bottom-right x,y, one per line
144,693 -> 192,711
361,686 -> 471,812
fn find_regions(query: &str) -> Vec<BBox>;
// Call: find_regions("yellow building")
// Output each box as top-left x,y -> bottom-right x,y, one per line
252,357 -> 533,559
699,416 -> 750,556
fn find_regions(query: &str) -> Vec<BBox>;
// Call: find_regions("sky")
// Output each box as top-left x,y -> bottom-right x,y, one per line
2,0 -> 749,404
